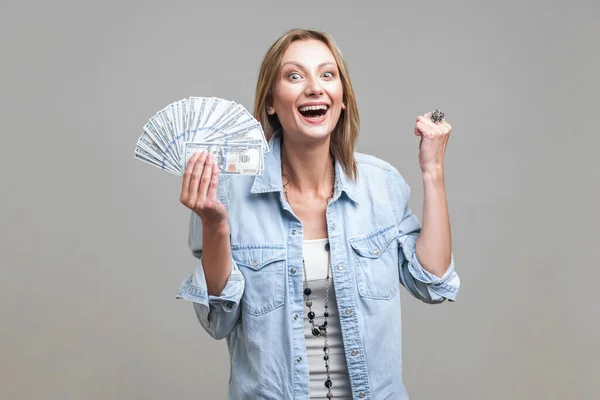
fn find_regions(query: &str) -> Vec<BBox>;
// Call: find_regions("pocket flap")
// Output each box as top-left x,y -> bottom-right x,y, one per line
231,245 -> 287,270
349,223 -> 399,259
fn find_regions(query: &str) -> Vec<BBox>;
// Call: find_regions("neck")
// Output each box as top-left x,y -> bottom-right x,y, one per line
281,135 -> 334,197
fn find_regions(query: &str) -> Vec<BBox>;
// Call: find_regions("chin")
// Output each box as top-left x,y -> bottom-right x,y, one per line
304,126 -> 333,139
292,121 -> 334,141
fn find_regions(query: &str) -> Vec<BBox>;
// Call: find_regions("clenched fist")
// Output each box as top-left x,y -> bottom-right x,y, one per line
414,112 -> 452,174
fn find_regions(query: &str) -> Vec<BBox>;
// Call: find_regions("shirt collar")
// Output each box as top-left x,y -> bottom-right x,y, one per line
250,132 -> 359,204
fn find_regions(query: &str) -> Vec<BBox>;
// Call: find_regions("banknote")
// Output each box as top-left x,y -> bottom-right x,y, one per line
184,142 -> 263,175
134,96 -> 267,176
134,146 -> 180,175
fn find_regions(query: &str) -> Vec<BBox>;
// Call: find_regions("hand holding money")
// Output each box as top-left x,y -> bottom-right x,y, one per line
180,151 -> 228,226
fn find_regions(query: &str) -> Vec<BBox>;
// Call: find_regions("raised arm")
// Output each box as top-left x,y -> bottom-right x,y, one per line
392,112 -> 459,304
176,151 -> 245,339
413,112 -> 453,278
180,151 -> 232,294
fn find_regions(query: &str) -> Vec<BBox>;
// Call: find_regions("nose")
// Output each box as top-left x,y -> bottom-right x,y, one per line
304,75 -> 323,97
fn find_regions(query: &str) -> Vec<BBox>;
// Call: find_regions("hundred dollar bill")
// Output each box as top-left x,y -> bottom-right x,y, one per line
189,97 -> 214,143
147,116 -> 172,157
137,131 -> 180,172
204,101 -> 237,134
181,99 -> 190,142
155,107 -> 181,165
211,121 -> 268,150
135,146 -> 181,175
187,97 -> 201,143
204,107 -> 250,140
184,142 -> 263,175
170,101 -> 183,157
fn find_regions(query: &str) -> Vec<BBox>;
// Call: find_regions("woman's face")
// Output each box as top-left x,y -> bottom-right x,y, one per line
270,39 -> 345,143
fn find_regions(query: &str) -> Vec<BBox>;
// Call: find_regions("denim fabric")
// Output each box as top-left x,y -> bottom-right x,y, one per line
176,133 -> 460,400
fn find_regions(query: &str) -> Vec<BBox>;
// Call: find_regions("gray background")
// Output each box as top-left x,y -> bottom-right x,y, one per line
1,0 -> 598,399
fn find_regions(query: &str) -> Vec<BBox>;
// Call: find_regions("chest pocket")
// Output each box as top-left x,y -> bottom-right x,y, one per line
232,245 -> 287,316
349,223 -> 400,300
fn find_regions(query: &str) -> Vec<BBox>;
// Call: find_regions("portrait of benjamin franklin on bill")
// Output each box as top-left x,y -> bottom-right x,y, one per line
207,144 -> 224,172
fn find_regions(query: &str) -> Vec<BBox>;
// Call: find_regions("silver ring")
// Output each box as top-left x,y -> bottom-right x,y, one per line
431,109 -> 445,123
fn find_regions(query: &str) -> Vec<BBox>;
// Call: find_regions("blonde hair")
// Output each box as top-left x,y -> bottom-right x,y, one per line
253,29 -> 359,181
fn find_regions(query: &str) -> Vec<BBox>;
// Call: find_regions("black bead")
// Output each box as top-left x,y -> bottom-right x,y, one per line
308,311 -> 315,320
312,327 -> 321,337
324,312 -> 329,317
323,346 -> 329,352
304,288 -> 312,296
325,379 -> 332,388
309,319 -> 314,324
322,321 -> 328,327
323,354 -> 329,361
324,304 -> 328,308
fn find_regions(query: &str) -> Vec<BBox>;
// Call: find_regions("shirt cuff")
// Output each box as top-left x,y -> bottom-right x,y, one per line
399,234 -> 460,301
175,257 -> 245,312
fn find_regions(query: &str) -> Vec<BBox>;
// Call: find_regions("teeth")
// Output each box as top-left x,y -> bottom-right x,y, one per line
299,105 -> 328,112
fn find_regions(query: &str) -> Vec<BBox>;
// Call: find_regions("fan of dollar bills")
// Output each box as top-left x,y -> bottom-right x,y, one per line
134,97 -> 268,176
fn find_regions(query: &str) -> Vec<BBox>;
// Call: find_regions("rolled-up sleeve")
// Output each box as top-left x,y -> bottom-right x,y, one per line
176,257 -> 245,339
175,212 -> 245,339
388,167 -> 460,304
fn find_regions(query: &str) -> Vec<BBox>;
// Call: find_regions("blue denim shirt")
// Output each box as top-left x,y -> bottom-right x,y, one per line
176,133 -> 460,400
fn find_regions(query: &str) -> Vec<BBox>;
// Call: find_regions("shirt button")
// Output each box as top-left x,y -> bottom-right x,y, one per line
373,248 -> 380,255
293,314 -> 298,320
345,308 -> 352,315
359,392 -> 365,398
297,357 -> 302,363
351,350 -> 358,356
331,223 -> 337,230
338,264 -> 343,271
291,229 -> 297,235
290,268 -> 296,274
252,260 -> 259,267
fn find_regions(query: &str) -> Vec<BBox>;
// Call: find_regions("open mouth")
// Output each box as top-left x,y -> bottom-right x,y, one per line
298,104 -> 329,121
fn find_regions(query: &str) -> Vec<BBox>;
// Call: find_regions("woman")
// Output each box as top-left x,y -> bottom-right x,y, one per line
176,29 -> 459,400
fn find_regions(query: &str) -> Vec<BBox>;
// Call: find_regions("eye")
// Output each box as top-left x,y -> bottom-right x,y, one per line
288,72 -> 302,80
322,71 -> 335,78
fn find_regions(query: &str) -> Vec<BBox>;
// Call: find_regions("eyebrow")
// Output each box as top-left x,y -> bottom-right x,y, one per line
281,61 -> 336,69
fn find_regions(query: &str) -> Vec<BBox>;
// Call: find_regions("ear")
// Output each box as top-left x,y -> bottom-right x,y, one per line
267,106 -> 275,115
341,103 -> 346,110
